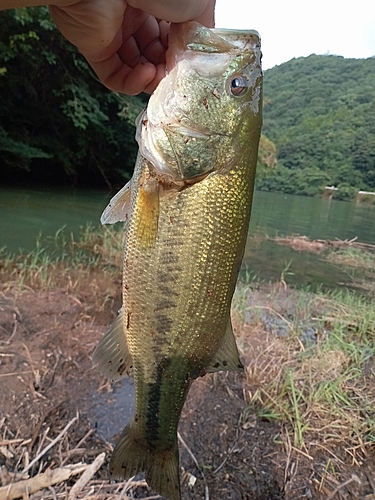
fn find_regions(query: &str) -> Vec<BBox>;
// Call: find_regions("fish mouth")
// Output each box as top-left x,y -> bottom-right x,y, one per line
210,28 -> 261,51
167,22 -> 261,74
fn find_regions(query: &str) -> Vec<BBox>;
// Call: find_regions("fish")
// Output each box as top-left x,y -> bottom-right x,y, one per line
93,21 -> 262,500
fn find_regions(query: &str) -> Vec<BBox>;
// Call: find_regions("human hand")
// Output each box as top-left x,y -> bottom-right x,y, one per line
49,0 -> 216,95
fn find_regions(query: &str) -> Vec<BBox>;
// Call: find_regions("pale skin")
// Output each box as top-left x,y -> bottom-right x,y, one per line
0,0 -> 216,95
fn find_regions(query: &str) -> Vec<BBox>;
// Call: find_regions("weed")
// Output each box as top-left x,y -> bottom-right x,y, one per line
0,225 -> 124,303
237,280 -> 375,459
326,247 -> 375,270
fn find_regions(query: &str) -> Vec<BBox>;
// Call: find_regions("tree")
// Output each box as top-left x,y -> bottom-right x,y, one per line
259,54 -> 375,196
0,7 -> 144,187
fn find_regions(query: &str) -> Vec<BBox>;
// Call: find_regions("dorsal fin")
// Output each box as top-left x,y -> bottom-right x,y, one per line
92,308 -> 133,380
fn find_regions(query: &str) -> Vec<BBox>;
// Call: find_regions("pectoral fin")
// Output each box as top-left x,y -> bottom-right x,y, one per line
206,319 -> 244,374
92,308 -> 133,380
100,180 -> 132,225
134,172 -> 160,247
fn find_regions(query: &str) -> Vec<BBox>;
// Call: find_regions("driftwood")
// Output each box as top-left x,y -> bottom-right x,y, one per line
0,463 -> 88,500
271,235 -> 375,253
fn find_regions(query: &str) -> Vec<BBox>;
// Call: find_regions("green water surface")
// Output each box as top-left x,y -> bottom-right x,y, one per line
1,187 -> 374,290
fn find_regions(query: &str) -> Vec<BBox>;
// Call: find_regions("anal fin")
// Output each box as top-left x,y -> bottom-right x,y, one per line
206,319 -> 244,374
92,308 -> 133,380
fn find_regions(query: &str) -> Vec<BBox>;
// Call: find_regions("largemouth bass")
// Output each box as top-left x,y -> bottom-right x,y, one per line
93,21 -> 262,500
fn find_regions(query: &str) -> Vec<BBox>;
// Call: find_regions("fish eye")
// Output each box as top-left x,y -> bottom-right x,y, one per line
228,74 -> 249,97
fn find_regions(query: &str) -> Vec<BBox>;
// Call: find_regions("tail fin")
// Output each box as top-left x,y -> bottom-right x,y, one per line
110,423 -> 181,500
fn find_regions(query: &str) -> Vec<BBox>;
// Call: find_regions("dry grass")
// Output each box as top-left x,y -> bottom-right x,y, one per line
0,225 -> 124,292
234,282 -> 375,462
0,225 -> 124,319
0,415 -> 160,500
325,246 -> 375,270
2,228 -> 375,498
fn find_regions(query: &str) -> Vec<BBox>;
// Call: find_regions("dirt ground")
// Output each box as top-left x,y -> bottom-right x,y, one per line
1,284 -> 375,500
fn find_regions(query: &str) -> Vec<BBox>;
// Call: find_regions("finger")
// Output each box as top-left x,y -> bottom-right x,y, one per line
132,16 -> 166,65
143,62 -> 166,93
127,0 -> 213,24
88,53 -> 156,95
119,7 -> 165,66
119,60 -> 157,94
49,2 -> 125,53
194,0 -> 216,27
117,33 -> 142,68
158,20 -> 170,48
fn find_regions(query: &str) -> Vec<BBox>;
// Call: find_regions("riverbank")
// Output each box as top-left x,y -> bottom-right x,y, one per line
0,228 -> 374,499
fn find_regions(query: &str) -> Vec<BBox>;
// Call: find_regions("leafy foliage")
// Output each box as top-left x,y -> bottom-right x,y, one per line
1,12 -> 374,193
0,7 -> 144,187
256,54 -> 375,197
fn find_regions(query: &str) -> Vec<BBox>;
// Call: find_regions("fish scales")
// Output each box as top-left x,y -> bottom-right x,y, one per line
93,21 -> 262,500
126,159 -> 252,372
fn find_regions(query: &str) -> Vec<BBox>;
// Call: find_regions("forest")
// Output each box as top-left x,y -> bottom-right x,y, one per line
1,7 -> 375,197
259,53 -> 375,199
0,7 -> 144,188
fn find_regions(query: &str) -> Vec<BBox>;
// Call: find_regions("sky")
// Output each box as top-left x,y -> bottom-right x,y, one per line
215,0 -> 375,70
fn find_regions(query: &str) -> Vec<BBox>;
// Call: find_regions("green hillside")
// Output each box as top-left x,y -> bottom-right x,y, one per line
1,8 -> 374,194
257,55 -> 375,199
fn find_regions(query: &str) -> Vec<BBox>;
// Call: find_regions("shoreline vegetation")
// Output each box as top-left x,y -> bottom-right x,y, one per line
1,226 -> 374,499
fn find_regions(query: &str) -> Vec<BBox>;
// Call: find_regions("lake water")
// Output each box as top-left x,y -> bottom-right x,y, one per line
2,186 -> 374,439
1,186 -> 375,289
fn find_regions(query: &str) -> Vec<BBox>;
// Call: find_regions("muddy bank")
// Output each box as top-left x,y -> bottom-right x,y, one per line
1,281 -> 374,499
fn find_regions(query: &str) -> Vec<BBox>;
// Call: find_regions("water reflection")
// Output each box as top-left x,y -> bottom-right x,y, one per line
0,186 -> 107,253
241,237 -> 358,292
249,191 -> 375,244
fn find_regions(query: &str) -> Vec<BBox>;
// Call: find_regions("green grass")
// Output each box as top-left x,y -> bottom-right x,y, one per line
0,224 -> 124,291
235,281 -> 375,458
326,247 -> 375,270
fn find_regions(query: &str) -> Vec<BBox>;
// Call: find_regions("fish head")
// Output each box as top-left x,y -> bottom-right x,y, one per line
137,22 -> 263,182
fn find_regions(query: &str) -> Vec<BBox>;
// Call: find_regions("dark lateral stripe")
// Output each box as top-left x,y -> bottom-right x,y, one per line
145,358 -> 171,449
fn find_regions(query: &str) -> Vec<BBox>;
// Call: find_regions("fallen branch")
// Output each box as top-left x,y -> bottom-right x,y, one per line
22,415 -> 78,474
61,428 -> 94,466
0,371 -> 33,379
272,235 -> 375,253
0,463 -> 87,500
326,474 -> 361,500
68,452 -> 106,500
28,402 -> 65,453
